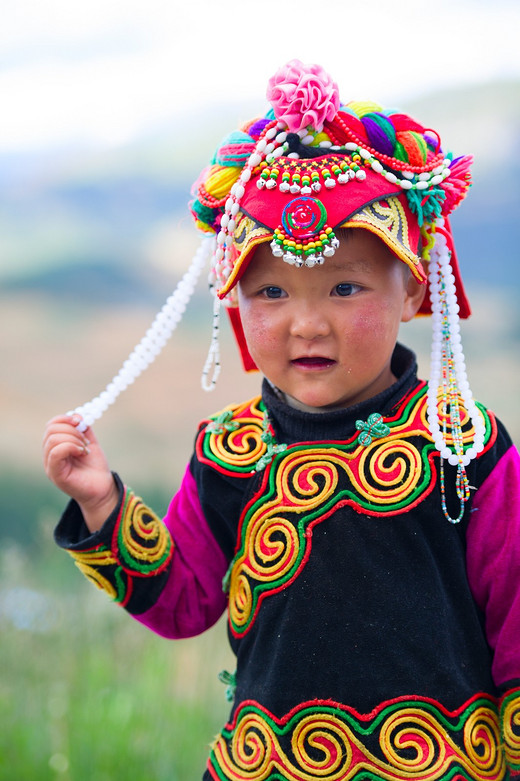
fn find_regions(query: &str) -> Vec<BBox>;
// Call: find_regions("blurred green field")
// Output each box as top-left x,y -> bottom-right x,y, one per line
0,532 -> 234,780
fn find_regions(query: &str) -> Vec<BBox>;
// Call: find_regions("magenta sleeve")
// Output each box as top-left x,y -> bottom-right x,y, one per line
132,464 -> 229,639
466,444 -> 520,688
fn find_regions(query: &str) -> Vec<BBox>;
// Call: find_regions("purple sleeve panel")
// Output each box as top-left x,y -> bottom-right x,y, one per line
466,444 -> 520,688
133,464 -> 229,640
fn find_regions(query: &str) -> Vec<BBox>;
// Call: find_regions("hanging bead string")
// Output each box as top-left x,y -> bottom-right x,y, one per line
69,236 -> 214,432
426,220 -> 485,523
201,293 -> 221,391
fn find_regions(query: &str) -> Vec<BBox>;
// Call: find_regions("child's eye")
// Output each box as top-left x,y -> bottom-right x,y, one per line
262,286 -> 285,299
333,283 -> 361,297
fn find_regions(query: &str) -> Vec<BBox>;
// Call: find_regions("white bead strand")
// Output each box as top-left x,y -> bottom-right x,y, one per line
426,223 -> 484,522
68,236 -> 214,432
201,293 -> 222,392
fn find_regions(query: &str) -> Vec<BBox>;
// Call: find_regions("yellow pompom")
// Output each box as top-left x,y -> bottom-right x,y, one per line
194,220 -> 216,234
348,100 -> 383,118
205,166 -> 241,200
311,132 -> 331,147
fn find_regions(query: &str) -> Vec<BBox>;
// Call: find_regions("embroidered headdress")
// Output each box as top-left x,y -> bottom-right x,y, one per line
68,60 -> 484,523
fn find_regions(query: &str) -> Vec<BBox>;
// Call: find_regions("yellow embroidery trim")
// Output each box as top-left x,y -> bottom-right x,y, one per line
501,690 -> 520,770
210,697 -> 505,781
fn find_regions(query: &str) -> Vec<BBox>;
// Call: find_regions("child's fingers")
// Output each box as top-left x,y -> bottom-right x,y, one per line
43,431 -> 89,469
43,416 -> 91,450
43,426 -> 89,451
42,419 -> 93,471
44,438 -> 88,469
44,413 -> 89,435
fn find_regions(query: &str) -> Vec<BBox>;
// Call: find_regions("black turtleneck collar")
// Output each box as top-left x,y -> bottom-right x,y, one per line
262,343 -> 420,446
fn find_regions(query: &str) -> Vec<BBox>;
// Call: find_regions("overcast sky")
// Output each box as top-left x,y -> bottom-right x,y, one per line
1,0 -> 519,152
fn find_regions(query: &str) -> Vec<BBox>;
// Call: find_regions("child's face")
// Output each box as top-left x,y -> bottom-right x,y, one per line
237,229 -> 425,410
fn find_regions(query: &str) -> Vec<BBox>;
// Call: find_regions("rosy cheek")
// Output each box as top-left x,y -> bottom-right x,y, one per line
241,307 -> 279,356
339,303 -> 397,362
343,305 -> 379,337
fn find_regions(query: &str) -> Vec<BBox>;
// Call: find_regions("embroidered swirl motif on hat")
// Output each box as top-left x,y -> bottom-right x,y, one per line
271,196 -> 339,267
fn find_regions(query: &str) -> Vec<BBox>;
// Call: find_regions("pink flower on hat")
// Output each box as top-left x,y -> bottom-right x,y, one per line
266,59 -> 340,134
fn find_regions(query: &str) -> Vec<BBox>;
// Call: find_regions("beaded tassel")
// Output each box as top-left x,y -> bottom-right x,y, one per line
68,237 -> 213,431
426,220 -> 486,522
201,293 -> 222,391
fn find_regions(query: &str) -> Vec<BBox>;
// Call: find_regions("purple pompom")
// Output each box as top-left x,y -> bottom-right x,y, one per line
362,114 -> 395,158
248,118 -> 271,139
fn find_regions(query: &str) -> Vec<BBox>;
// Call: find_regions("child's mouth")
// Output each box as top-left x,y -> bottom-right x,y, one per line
291,357 -> 336,369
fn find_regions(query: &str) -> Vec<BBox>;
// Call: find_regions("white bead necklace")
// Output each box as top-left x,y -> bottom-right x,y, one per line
69,236 -> 214,432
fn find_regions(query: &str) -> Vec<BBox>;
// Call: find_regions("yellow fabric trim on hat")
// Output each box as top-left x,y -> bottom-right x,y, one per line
340,198 -> 426,283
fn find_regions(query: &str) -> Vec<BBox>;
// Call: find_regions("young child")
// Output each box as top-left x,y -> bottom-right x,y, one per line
43,60 -> 520,780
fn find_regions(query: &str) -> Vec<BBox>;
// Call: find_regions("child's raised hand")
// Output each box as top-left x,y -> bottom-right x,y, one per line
42,415 -> 119,532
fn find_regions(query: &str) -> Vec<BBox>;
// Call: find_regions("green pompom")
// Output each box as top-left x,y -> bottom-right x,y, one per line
406,187 -> 446,227
192,199 -> 217,228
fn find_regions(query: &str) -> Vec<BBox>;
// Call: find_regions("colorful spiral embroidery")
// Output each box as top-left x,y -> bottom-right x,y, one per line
500,688 -> 520,772
208,695 -> 505,781
197,397 -> 267,475
115,492 -> 172,575
226,384 -> 495,636
67,488 -> 173,609
69,547 -> 119,599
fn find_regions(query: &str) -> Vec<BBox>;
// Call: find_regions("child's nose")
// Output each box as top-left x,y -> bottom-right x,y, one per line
289,303 -> 331,340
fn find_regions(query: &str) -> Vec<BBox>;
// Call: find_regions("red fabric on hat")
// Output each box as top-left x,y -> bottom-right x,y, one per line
227,306 -> 258,372
239,165 -> 403,234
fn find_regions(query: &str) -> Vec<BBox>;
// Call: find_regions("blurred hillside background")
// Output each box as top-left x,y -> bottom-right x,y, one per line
0,1 -> 519,779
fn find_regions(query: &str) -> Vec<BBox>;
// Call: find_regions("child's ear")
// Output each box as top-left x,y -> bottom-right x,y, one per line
401,273 -> 427,323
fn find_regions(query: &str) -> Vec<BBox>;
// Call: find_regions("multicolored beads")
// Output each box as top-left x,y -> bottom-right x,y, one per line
257,155 -> 367,195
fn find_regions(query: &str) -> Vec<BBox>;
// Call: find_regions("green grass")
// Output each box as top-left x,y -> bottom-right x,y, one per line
0,545 -> 234,781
